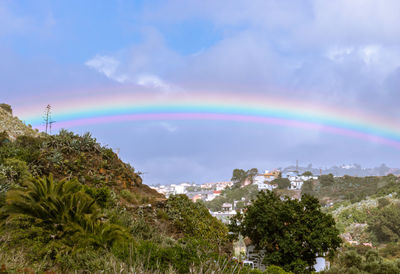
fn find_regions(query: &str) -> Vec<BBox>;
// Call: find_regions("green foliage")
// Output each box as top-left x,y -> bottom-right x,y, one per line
0,120 -> 247,272
301,180 -> 315,196
205,184 -> 259,211
302,171 -> 313,176
0,131 -> 10,145
83,185 -> 113,208
324,247 -> 400,274
0,130 -> 152,205
367,202 -> 400,244
377,197 -> 391,208
0,158 -> 31,204
309,174 -> 399,204
273,178 -> 290,189
230,191 -> 341,273
266,265 -> 293,273
231,168 -> 258,188
166,194 -> 228,247
320,174 -> 334,187
0,175 -> 129,250
380,242 -> 400,259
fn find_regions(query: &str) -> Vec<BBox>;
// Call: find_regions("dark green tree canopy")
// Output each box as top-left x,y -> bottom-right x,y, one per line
319,174 -> 334,187
231,168 -> 258,188
230,191 -> 341,273
302,171 -> 313,176
272,178 -> 291,189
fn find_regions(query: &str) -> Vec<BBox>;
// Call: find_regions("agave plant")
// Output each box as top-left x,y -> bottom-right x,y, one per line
0,175 -> 129,249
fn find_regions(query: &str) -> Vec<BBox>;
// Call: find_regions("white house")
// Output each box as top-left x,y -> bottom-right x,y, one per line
254,180 -> 278,191
222,203 -> 233,211
254,170 -> 280,191
289,178 -> 303,190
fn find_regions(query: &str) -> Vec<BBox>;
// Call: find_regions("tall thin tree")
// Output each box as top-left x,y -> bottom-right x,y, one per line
43,104 -> 54,134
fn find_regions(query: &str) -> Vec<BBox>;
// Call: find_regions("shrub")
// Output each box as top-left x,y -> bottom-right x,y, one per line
166,195 -> 229,247
0,175 -> 129,250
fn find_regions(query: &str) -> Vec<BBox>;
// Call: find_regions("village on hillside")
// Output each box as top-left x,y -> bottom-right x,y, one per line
151,169 -> 327,271
151,169 -> 317,223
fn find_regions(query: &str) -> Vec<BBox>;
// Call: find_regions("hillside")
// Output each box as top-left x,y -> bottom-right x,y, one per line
0,103 -> 162,203
0,104 -> 38,140
301,174 -> 400,204
0,105 -> 233,273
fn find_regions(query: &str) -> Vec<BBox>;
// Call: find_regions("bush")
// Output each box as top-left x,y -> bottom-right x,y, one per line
1,175 -> 129,251
368,202 -> 400,243
166,195 -> 228,247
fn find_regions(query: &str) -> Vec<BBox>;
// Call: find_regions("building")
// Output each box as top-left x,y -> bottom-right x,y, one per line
287,175 -> 317,190
191,194 -> 202,202
254,170 -> 280,183
201,181 -> 233,190
222,203 -> 233,211
204,190 -> 222,201
254,170 -> 280,191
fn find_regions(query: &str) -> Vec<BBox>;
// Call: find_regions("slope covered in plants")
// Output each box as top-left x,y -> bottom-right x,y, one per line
0,106 -> 236,273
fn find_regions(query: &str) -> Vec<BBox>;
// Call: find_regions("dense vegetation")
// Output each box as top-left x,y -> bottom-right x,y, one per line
205,184 -> 259,211
230,191 -> 342,273
3,106 -> 400,273
231,168 -> 258,188
323,246 -> 400,273
0,127 -> 241,272
301,174 -> 399,204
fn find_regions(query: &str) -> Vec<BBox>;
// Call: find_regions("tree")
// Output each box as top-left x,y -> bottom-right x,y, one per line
231,168 -> 258,188
273,178 -> 291,189
302,171 -> 313,176
0,175 -> 128,249
247,168 -> 259,183
301,180 -> 315,196
367,203 -> 400,243
231,169 -> 247,188
230,191 -> 341,273
319,174 -> 334,187
166,194 -> 228,247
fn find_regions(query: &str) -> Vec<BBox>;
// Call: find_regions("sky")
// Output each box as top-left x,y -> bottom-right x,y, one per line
2,0 -> 400,185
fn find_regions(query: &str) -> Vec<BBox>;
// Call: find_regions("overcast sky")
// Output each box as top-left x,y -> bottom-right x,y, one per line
2,0 -> 400,185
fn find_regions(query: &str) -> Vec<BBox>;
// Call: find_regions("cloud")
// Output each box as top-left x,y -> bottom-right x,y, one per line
159,122 -> 178,133
85,55 -> 128,83
84,28 -> 183,92
136,74 -> 171,90
84,0 -> 400,112
76,0 -> 400,183
85,55 -> 172,91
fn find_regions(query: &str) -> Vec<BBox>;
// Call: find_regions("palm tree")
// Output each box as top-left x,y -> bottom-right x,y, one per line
1,175 -> 129,249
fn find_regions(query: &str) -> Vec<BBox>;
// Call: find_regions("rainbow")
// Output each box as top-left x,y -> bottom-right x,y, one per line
16,91 -> 400,148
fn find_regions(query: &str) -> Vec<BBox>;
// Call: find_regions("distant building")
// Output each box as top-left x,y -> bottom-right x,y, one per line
201,181 -> 233,190
222,203 -> 233,211
211,210 -> 237,224
173,184 -> 186,194
254,170 -> 280,191
191,194 -> 202,202
287,175 -> 317,190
